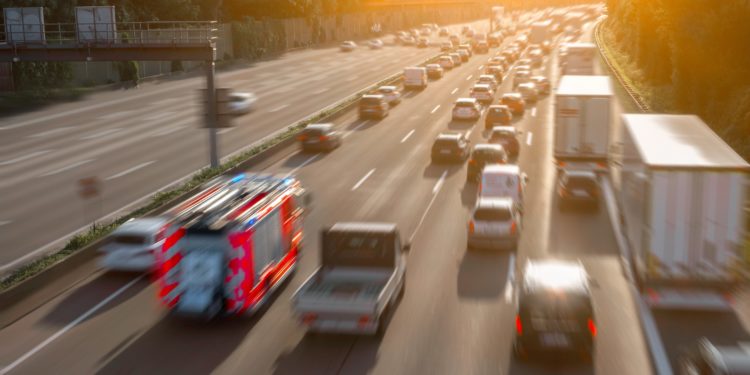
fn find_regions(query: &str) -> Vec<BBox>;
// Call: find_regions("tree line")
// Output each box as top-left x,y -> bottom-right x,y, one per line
605,0 -> 750,157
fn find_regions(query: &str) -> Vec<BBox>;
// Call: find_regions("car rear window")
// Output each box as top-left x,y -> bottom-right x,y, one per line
473,149 -> 503,161
361,97 -> 382,105
434,139 -> 459,148
474,207 -> 511,221
489,108 -> 509,115
456,102 -> 476,107
111,234 -> 149,245
567,177 -> 597,190
473,86 -> 489,92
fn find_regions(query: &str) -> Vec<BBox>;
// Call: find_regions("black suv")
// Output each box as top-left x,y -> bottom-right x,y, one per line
466,144 -> 507,182
514,259 -> 597,362
431,133 -> 470,163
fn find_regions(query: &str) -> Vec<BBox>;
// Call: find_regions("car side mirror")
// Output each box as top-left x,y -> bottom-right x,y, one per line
402,242 -> 411,252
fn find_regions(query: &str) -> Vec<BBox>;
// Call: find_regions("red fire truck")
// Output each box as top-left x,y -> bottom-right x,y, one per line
156,173 -> 309,318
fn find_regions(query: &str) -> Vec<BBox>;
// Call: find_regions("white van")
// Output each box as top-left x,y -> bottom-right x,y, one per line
403,67 -> 428,90
478,164 -> 527,205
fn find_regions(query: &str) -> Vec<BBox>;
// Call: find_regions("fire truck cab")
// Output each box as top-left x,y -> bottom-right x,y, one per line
157,173 -> 309,319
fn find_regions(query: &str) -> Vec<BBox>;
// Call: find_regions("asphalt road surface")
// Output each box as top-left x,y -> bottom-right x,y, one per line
0,17 -> 656,375
0,20 -> 485,272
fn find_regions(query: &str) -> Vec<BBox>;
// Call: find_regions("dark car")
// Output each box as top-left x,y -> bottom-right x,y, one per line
500,93 -> 526,116
431,132 -> 470,163
558,170 -> 600,210
467,144 -> 508,182
298,123 -> 342,152
474,41 -> 489,54
489,126 -> 520,158
530,76 -> 551,95
514,259 -> 597,361
486,65 -> 505,83
359,94 -> 389,119
485,105 -> 513,129
426,63 -> 445,79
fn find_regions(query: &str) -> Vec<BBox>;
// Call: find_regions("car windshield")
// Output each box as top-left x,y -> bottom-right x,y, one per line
434,139 -> 459,149
474,207 -> 511,221
456,102 -> 476,108
111,234 -> 148,245
566,177 -> 597,190
473,149 -> 503,161
491,131 -> 514,139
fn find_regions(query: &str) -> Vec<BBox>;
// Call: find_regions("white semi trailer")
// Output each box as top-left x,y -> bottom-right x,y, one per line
613,114 -> 750,311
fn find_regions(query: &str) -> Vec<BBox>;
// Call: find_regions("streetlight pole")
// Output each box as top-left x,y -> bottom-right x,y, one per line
206,60 -> 219,168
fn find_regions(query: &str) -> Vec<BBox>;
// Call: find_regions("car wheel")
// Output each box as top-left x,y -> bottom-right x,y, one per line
376,304 -> 392,337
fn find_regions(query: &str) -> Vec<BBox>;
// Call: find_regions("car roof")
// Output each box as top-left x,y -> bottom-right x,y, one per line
329,222 -> 398,234
478,75 -> 496,80
483,164 -> 521,174
488,104 -> 510,110
436,132 -> 462,140
306,123 -> 334,131
426,63 -> 441,68
563,170 -> 597,179
491,126 -> 516,133
474,143 -> 504,151
378,85 -> 397,91
502,93 -> 522,99
476,196 -> 515,210
523,259 -> 590,294
472,84 -> 491,89
114,217 -> 168,235
456,97 -> 478,104
362,94 -> 384,100
518,83 -> 535,89
530,75 -> 548,81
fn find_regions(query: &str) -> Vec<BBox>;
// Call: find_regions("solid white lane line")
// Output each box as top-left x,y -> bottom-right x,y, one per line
269,104 -> 289,113
478,65 -> 484,70
0,275 -> 145,375
28,127 -> 74,139
531,107 -> 537,117
430,105 -> 441,114
466,74 -> 473,81
451,88 -> 458,95
105,160 -> 156,181
98,110 -> 135,121
284,154 -> 319,178
80,128 -> 122,140
39,159 -> 93,177
526,131 -> 533,146
0,150 -> 52,166
351,168 -> 375,191
432,170 -> 447,194
0,220 -> 11,227
401,129 -> 415,143
503,253 -> 516,304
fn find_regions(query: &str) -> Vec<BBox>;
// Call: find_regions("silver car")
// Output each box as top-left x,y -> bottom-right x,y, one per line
467,197 -> 522,250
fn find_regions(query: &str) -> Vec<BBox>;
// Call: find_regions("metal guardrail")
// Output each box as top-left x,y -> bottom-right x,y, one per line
0,21 -> 217,46
593,18 -> 651,113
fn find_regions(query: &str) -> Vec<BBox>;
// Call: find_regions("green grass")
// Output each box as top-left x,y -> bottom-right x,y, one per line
0,54 -> 437,293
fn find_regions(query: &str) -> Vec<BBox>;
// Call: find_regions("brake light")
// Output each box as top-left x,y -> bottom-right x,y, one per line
515,315 -> 523,335
319,135 -> 329,141
510,221 -> 517,235
587,318 -> 597,338
302,313 -> 317,325
724,292 -> 736,306
469,159 -> 476,165
469,220 -> 475,234
646,288 -> 660,304
358,315 -> 371,326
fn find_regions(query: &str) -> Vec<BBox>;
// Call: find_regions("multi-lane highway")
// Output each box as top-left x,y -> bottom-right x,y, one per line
0,18 -> 658,375
0,21 -> 486,272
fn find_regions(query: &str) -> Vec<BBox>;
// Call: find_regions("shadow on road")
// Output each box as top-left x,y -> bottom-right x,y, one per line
282,149 -> 328,169
42,271 -> 150,327
507,356 -> 594,375
274,334 -> 379,375
456,249 -> 510,299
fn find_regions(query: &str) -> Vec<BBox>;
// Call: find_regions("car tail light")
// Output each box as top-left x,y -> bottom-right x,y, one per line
646,288 -> 660,304
587,318 -> 597,338
723,292 -> 736,306
469,159 -> 476,165
358,315 -> 371,326
510,221 -> 517,235
319,135 -> 329,141
302,313 -> 317,325
468,220 -> 475,234
298,135 -> 307,141
515,315 -> 523,335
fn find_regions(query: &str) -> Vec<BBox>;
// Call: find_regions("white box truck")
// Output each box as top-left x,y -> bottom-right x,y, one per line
554,75 -> 613,172
612,114 -> 750,311
561,42 -> 596,75
529,20 -> 552,44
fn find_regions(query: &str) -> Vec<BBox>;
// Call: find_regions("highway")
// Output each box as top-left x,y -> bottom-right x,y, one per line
0,21 -> 485,272
0,18 -> 656,375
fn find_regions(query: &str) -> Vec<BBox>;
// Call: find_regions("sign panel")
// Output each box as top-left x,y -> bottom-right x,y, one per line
75,6 -> 117,43
3,7 -> 45,43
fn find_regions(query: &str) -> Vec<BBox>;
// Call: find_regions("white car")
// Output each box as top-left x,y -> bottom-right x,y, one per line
452,98 -> 482,121
340,41 -> 357,52
376,85 -> 402,106
227,92 -> 257,115
470,84 -> 495,104
99,217 -> 169,271
368,39 -> 384,49
467,197 -> 522,250
439,56 -> 455,70
517,82 -> 539,102
477,74 -> 498,90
